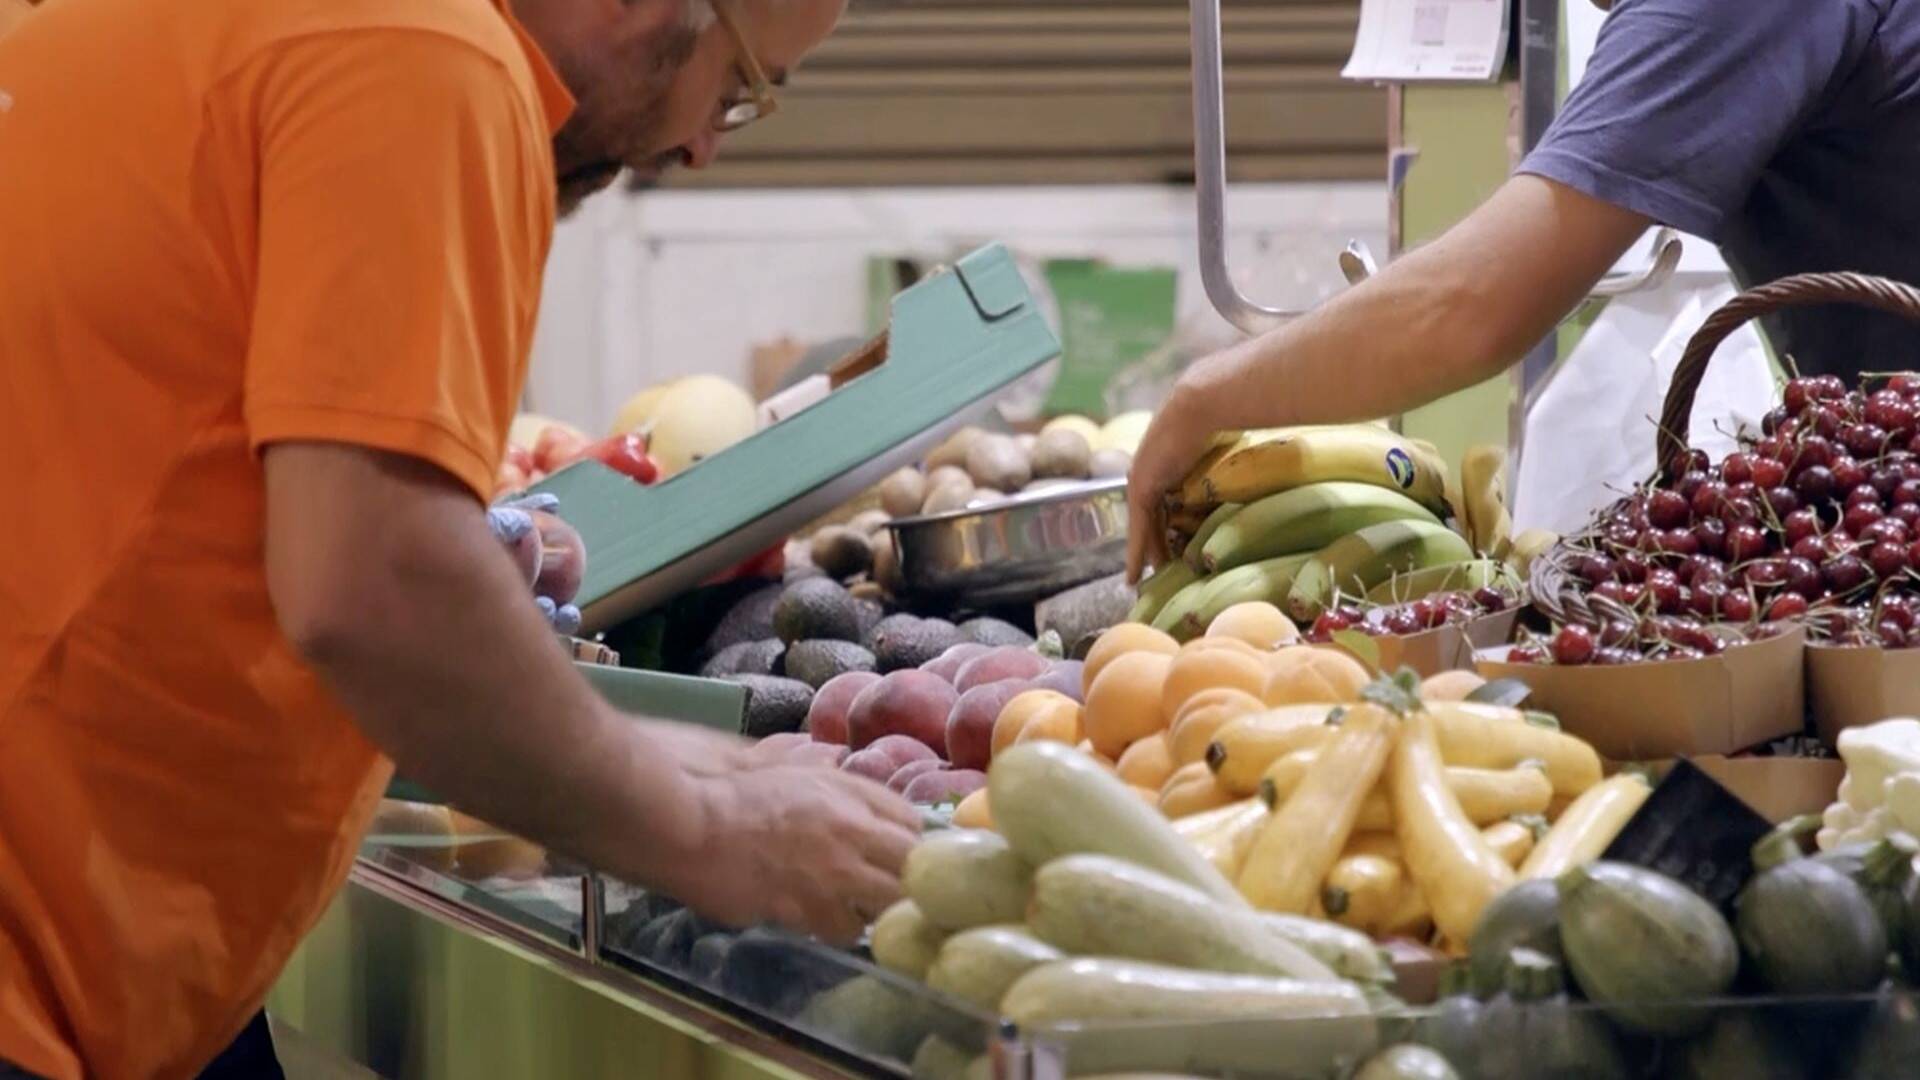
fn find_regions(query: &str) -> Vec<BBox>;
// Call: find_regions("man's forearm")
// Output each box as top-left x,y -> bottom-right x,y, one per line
265,447 -> 719,895
1173,176 -> 1648,432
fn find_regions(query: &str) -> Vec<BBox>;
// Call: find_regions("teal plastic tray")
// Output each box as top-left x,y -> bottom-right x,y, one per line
531,243 -> 1061,632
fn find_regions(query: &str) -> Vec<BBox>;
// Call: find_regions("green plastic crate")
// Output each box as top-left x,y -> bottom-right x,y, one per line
531,242 -> 1061,632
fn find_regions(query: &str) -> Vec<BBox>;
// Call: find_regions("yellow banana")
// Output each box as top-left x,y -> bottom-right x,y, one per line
1198,426 -> 1451,515
1461,444 -> 1512,559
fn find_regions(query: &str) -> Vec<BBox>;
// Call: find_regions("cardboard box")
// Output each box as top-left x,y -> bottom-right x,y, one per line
1806,644 -> 1920,748
1475,627 -> 1807,760
1366,608 -> 1520,678
1624,754 -> 1844,824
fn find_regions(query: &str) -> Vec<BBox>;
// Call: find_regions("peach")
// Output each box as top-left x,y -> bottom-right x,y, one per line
887,759 -> 945,794
530,511 -> 587,604
920,643 -> 992,685
945,680 -> 1030,771
954,646 -> 1050,694
847,671 -> 958,754
903,768 -> 987,805
807,671 -> 882,745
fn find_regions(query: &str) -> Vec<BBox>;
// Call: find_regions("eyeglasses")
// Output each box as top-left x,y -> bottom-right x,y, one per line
711,0 -> 779,132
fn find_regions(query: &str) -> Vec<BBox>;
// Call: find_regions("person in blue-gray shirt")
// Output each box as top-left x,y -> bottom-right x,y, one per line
1125,0 -> 1920,574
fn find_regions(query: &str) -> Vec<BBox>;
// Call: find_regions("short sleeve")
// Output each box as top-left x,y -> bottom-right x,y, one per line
1519,0 -> 1882,240
242,29 -> 552,500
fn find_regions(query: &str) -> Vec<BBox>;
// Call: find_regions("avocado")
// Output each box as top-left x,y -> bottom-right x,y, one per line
728,674 -> 815,737
957,617 -> 1034,648
867,614 -> 962,672
853,596 -> 885,639
699,638 -> 786,679
702,583 -> 784,659
651,908 -> 715,971
720,926 -> 856,1014
773,577 -> 861,644
783,640 -> 878,688
688,933 -> 735,985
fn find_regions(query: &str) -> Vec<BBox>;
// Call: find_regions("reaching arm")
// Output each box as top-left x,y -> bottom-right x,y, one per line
264,443 -> 917,942
1126,175 -> 1649,576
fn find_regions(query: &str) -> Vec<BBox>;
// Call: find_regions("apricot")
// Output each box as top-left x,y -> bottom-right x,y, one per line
1115,732 -> 1176,790
1082,651 -> 1174,758
1014,698 -> 1083,746
1206,602 -> 1299,651
1266,646 -> 1370,706
1160,648 -> 1270,726
1168,688 -> 1267,766
951,787 -> 993,829
1081,623 -> 1179,696
993,690 -> 1080,758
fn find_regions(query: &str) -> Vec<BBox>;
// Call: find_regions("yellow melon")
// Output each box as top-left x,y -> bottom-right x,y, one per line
644,375 -> 759,476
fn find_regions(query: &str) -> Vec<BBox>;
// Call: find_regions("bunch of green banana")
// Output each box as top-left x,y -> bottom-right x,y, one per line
1364,558 -> 1520,605
1150,554 -> 1314,641
1128,560 -> 1200,624
1177,425 -> 1452,516
1283,520 -> 1475,622
1196,482 -> 1441,574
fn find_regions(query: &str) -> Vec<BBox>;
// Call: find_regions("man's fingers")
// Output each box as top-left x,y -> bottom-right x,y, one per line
841,860 -> 906,925
845,774 -> 922,833
852,817 -> 919,878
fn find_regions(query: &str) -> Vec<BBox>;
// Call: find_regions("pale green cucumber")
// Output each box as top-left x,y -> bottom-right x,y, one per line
925,925 -> 1063,1011
1257,912 -> 1395,985
1557,861 -> 1738,1036
1029,855 -> 1336,981
990,742 -> 1244,906
902,829 -> 1031,931
1001,958 -> 1377,1076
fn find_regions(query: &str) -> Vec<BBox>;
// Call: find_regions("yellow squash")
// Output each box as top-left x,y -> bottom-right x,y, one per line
1236,705 -> 1399,913
1519,773 -> 1651,880
1259,750 -> 1554,830
1429,702 -> 1603,797
1390,709 -> 1515,945
1205,706 -> 1338,796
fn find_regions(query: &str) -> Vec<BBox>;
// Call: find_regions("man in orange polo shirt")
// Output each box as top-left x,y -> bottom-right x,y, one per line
0,0 -> 917,1075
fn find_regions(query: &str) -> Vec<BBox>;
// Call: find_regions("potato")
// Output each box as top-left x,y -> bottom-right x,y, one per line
1088,448 -> 1133,479
926,428 -> 984,473
965,434 -> 1032,493
921,480 -> 974,515
806,671 -> 882,745
1030,429 -> 1092,480
878,468 -> 928,518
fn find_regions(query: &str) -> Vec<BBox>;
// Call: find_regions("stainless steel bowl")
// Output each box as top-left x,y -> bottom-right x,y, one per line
887,478 -> 1128,607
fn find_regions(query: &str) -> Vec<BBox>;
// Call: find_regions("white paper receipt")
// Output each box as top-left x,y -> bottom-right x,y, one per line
1342,0 -> 1509,83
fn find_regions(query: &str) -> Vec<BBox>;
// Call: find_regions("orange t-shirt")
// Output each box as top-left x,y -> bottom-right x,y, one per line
0,0 -> 571,1074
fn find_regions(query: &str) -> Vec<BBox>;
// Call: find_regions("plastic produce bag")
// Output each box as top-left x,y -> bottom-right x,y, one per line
1513,278 -> 1776,534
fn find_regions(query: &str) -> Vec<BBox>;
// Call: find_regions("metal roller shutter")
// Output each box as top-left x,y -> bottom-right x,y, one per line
666,0 -> 1386,188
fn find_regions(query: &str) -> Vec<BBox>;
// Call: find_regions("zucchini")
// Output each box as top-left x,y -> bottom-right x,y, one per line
1472,947 -> 1629,1080
1429,703 -> 1602,797
990,741 -> 1244,906
1258,912 -> 1396,985
1519,774 -> 1650,880
910,1035 -> 977,1080
1322,853 -> 1413,938
871,899 -> 948,980
1556,861 -> 1737,1036
924,925 -> 1063,1012
1185,799 -> 1270,880
1736,855 -> 1887,994
1353,1044 -> 1460,1080
1810,832 -> 1918,961
1028,854 -> 1338,982
1671,1011 -> 1808,1080
1391,710 -> 1515,945
1464,879 -> 1562,999
1841,989 -> 1920,1080
1000,958 -> 1377,1077
902,829 -> 1032,931
796,973 -> 938,1065
1238,704 -> 1398,913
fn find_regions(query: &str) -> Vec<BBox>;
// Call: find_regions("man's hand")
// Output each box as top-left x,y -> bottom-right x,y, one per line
263,442 -> 916,943
682,766 -> 920,944
1122,176 -> 1648,580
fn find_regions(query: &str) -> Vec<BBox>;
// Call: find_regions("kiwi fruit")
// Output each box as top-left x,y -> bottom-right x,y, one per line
925,427 -> 983,472
877,468 -> 927,518
810,526 -> 873,580
1030,429 -> 1092,480
1088,447 -> 1132,479
921,480 -> 973,515
964,433 -> 1031,492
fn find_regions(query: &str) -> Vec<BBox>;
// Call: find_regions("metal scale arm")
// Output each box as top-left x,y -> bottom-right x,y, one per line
1188,0 -> 1683,334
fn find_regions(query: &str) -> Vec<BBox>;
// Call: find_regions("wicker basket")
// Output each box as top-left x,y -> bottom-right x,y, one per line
1530,271 -> 1920,629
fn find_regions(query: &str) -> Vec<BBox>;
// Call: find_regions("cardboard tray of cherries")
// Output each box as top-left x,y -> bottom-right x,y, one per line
1492,273 -> 1920,758
1304,578 -> 1524,679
